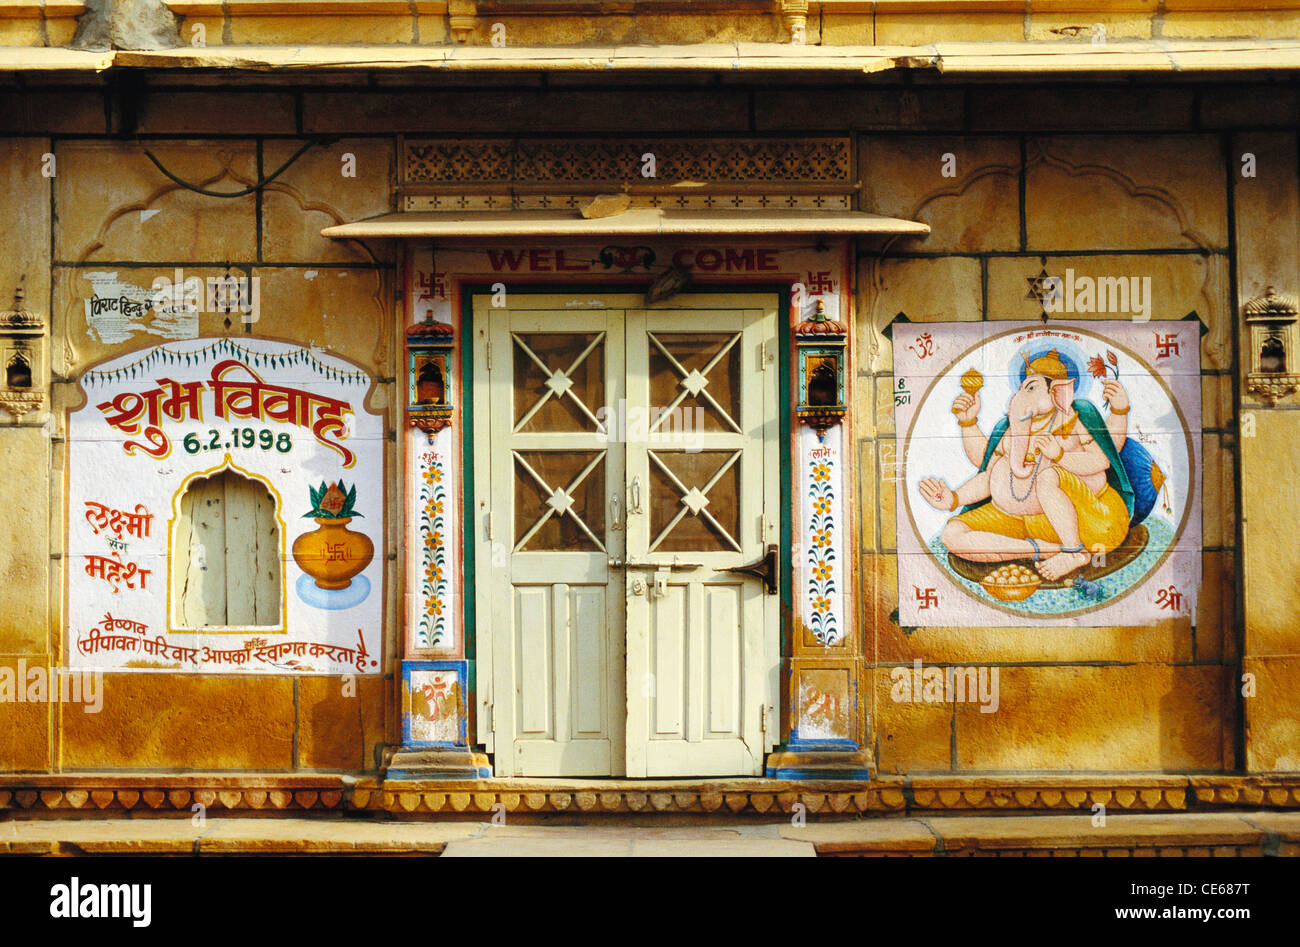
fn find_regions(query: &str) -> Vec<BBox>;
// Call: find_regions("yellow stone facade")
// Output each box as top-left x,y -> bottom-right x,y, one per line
0,0 -> 1297,809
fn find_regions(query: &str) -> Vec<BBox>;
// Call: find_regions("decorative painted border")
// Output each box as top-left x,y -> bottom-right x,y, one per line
401,659 -> 469,748
81,337 -> 369,388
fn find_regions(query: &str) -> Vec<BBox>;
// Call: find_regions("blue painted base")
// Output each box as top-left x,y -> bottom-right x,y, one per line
765,765 -> 874,780
296,573 -> 370,610
765,745 -> 874,781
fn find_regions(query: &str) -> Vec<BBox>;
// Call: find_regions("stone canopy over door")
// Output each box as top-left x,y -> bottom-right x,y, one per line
472,292 -> 782,777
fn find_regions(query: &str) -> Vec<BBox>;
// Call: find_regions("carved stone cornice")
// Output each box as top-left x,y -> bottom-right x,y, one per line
1246,372 -> 1300,406
0,390 -> 45,421
7,775 -> 1300,816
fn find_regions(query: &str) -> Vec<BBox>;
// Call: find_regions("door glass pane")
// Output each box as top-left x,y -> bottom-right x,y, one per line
648,332 -> 741,434
513,332 -> 606,433
514,450 -> 606,552
647,450 -> 740,552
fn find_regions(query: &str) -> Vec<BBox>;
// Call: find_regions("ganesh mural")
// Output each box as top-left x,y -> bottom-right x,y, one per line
894,322 -> 1201,626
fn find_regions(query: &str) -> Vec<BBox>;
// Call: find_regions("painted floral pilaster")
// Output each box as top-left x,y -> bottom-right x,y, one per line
388,247 -> 487,779
769,282 -> 870,780
805,436 -> 844,648
413,441 -> 452,651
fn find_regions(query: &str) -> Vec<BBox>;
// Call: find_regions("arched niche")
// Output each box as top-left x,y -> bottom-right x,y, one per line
170,465 -> 283,629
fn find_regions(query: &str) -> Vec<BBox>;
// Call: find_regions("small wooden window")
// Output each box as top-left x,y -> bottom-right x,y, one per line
172,469 -> 280,628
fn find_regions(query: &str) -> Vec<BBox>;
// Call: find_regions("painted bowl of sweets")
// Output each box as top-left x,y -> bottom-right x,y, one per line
979,563 -> 1042,602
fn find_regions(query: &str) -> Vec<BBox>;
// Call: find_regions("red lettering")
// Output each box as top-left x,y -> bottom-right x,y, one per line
757,249 -> 778,271
696,249 -> 721,271
487,250 -> 526,271
724,248 -> 755,271
554,250 -> 588,272
528,249 -> 552,271
672,249 -> 694,269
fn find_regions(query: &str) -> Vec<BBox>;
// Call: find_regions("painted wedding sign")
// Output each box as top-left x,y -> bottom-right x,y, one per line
67,337 -> 385,674
894,321 -> 1201,626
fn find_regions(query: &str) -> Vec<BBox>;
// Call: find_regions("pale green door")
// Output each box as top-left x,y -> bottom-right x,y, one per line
474,293 -> 779,777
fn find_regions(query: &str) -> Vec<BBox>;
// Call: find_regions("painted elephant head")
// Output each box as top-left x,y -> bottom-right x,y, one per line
1005,349 -> 1074,472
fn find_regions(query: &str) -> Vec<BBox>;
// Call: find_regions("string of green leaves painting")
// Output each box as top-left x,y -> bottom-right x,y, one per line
807,456 -> 840,646
418,454 -> 449,649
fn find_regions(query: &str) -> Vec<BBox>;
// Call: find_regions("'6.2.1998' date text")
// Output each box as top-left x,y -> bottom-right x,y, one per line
183,427 -> 293,455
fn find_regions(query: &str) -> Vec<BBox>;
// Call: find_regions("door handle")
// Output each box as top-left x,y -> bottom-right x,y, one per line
624,559 -> 703,570
719,544 -> 779,595
628,476 -> 643,515
610,493 -> 622,531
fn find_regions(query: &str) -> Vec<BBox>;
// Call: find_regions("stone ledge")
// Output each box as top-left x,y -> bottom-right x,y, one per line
783,812 -> 1300,857
3,774 -> 1300,817
0,817 -> 476,855
3,813 -> 1298,856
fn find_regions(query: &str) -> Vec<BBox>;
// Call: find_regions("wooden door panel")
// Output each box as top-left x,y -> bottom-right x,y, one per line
624,306 -> 777,777
704,582 -> 742,736
476,294 -> 778,779
480,303 -> 625,777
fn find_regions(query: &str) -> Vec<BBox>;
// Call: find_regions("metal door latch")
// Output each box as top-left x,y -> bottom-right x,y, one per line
720,544 -> 779,594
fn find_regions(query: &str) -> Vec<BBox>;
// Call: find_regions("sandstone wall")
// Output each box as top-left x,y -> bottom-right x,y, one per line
0,79 -> 1293,774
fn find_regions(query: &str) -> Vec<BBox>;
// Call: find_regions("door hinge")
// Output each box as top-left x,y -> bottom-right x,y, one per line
759,339 -> 768,370
760,703 -> 768,740
485,508 -> 494,541
485,340 -> 492,371
491,702 -> 496,732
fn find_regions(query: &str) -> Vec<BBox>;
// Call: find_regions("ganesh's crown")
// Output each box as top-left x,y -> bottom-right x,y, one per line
1022,348 -> 1069,381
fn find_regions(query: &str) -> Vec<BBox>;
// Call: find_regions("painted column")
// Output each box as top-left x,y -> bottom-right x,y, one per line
767,257 -> 873,779
386,245 -> 487,779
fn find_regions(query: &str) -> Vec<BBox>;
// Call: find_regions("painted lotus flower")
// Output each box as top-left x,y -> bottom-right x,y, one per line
305,481 -> 361,519
1089,350 -> 1121,380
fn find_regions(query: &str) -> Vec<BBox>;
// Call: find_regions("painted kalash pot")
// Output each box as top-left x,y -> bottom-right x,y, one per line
292,481 -> 375,609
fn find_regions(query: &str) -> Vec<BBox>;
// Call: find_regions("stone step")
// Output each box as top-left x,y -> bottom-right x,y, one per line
2,812 -> 1298,856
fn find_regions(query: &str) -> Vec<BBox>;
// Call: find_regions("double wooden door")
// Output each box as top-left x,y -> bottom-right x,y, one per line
473,293 -> 780,777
